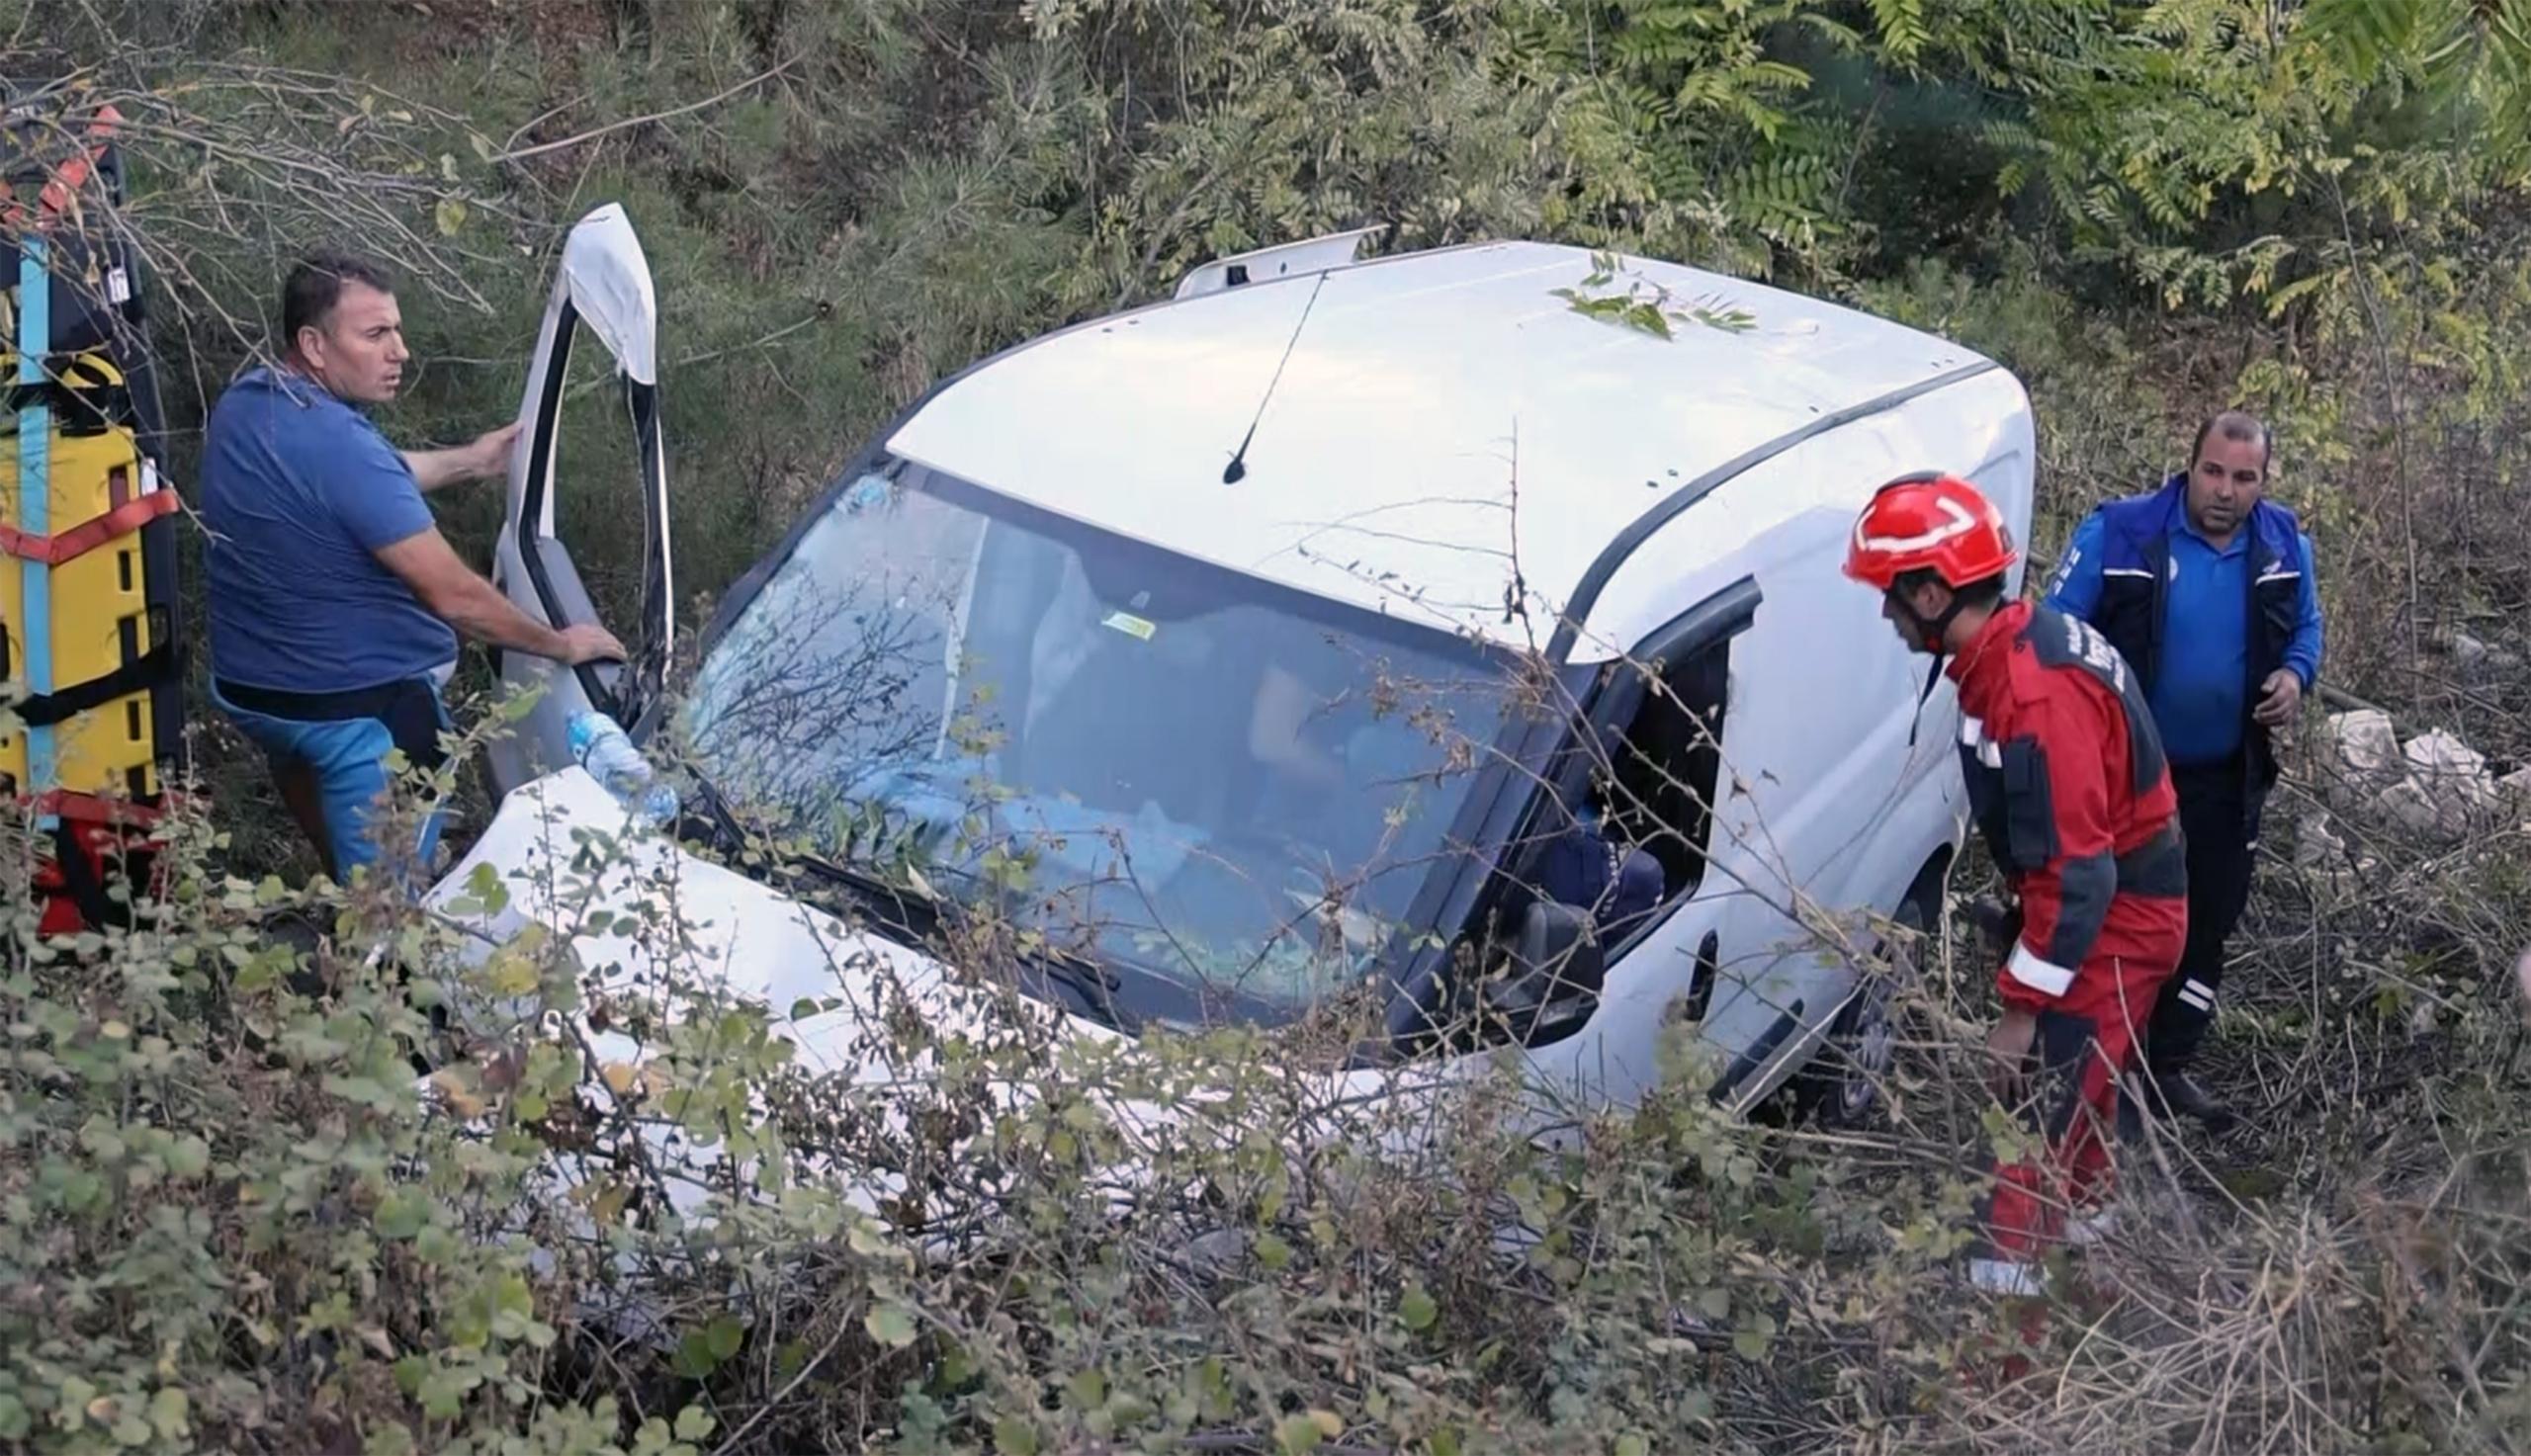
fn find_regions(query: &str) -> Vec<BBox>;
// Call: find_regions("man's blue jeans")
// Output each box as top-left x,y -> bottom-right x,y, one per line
210,672 -> 453,883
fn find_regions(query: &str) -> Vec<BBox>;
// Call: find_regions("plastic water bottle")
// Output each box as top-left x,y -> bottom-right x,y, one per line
567,710 -> 679,826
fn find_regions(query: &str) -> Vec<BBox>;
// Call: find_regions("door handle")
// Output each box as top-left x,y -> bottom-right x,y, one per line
1669,929 -> 1719,1024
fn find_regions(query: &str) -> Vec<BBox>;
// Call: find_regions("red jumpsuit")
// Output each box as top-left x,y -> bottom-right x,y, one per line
1947,601 -> 2187,1281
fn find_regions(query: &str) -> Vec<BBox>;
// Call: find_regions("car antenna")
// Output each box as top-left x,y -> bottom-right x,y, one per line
1222,270 -> 1330,485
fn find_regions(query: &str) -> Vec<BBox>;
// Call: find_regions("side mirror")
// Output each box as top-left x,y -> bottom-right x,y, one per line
1481,899 -> 1607,1047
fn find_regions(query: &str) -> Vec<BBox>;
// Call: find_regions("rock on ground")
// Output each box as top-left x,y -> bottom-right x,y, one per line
2310,710 -> 2508,848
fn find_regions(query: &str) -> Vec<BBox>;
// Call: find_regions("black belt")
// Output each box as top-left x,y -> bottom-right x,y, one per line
2115,818 -> 2187,899
2170,754 -> 2246,787
216,675 -> 425,723
216,674 -> 449,771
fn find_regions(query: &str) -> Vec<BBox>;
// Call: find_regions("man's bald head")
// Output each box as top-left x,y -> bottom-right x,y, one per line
2191,409 -> 2272,472
2184,409 -> 2272,546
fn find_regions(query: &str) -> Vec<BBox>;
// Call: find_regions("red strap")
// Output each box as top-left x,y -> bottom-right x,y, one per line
30,789 -> 170,828
3,105 -> 122,232
0,487 -> 176,564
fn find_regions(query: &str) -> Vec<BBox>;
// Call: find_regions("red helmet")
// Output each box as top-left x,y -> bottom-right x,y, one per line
1842,472 -> 2019,592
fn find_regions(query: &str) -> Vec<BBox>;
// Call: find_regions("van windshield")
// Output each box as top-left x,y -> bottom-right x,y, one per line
675,460 -> 1527,1026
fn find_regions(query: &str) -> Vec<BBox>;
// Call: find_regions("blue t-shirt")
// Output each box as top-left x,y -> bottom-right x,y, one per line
202,368 -> 457,694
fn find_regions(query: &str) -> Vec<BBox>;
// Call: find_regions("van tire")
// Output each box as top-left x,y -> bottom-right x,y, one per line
1788,868 -> 1938,1129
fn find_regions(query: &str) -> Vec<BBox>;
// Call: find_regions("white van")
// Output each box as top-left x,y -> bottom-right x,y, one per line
436,209 -> 2036,1133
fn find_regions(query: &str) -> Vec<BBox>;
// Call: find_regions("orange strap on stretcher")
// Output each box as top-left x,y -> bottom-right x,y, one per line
0,103 -> 122,232
0,485 -> 174,564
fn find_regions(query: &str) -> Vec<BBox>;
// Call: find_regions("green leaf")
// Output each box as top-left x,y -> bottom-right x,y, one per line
847,1219 -> 899,1259
0,1397 -> 26,1441
865,1305 -> 917,1348
1733,1309 -> 1777,1359
705,1313 -> 744,1360
375,1190 -> 430,1241
435,198 -> 469,237
673,1405 -> 715,1441
164,1134 -> 211,1179
1275,1412 -> 1337,1455
60,1169 -> 105,1212
1254,1232 -> 1291,1269
993,1415 -> 1040,1455
147,1388 -> 189,1441
1616,1437 -> 1649,1456
672,1328 -> 727,1378
1066,1367 -> 1105,1410
1397,1283 -> 1438,1331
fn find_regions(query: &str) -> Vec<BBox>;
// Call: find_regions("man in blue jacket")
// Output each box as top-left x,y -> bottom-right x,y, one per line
2044,410 -> 2323,1133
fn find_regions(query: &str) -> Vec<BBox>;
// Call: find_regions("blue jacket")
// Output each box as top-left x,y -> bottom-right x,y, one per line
2045,473 -> 2321,828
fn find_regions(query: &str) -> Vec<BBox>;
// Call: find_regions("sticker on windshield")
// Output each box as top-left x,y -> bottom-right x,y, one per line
840,472 -> 892,515
1101,610 -> 1157,642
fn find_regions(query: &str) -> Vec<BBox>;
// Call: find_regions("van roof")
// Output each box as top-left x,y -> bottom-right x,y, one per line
885,239 -> 1998,654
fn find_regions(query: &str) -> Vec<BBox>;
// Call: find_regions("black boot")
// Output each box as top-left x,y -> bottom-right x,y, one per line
2150,1066 -> 2239,1135
2115,1081 -> 2146,1144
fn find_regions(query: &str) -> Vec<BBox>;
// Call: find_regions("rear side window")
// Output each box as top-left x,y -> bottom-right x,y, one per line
1494,609 -> 1738,943
1600,638 -> 1729,902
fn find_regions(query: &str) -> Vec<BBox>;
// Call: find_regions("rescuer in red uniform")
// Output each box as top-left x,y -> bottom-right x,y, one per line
1844,472 -> 2189,1296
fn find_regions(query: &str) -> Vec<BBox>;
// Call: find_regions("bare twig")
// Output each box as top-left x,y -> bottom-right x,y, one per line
488,56 -> 801,165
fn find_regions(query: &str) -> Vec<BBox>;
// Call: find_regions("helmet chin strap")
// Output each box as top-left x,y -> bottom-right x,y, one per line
1891,586 -> 1972,747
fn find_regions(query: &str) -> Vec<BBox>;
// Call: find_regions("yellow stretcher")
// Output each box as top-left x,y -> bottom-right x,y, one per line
0,361 -> 169,801
0,91 -> 180,936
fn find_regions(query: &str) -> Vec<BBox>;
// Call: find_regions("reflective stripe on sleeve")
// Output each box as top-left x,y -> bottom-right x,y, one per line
2006,940 -> 2076,997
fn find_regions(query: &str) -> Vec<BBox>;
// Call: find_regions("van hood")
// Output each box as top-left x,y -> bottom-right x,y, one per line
421,765 -> 1188,1268
421,767 -> 1497,1283
427,771 -> 1463,1187
425,766 -> 1123,1077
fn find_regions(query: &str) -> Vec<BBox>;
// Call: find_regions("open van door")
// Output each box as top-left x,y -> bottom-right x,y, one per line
482,203 -> 674,795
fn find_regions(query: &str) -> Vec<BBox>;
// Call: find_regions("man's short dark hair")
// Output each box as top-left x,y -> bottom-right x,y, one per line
281,251 -> 394,344
2190,409 -> 2273,471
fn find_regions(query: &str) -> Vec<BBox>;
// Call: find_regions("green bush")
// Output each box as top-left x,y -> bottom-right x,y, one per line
3,696 -> 2526,1453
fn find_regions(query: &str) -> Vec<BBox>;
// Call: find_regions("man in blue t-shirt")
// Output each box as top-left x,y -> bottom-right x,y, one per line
2044,410 -> 2324,1134
203,251 -> 624,882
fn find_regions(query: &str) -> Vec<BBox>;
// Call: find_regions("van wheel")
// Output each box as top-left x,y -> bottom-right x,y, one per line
1789,881 -> 1932,1129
